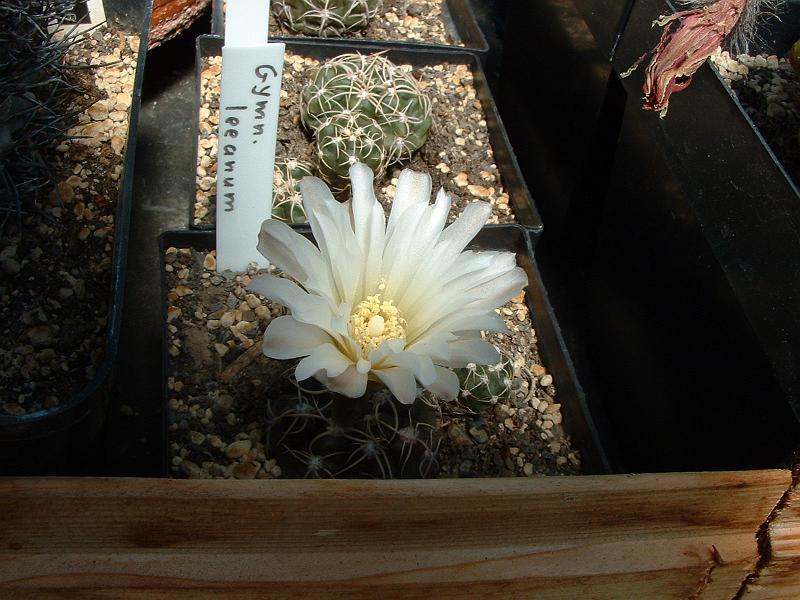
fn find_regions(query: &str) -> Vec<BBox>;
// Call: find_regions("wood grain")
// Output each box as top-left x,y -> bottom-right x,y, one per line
149,0 -> 210,47
740,470 -> 800,600
0,471 -> 792,599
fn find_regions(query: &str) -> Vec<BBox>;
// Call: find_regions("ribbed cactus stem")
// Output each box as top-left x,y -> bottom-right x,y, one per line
301,53 -> 432,191
272,158 -> 314,224
455,353 -> 514,412
273,0 -> 382,37
265,386 -> 441,479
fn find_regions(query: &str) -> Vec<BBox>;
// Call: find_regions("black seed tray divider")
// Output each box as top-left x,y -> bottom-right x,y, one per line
211,0 -> 489,54
550,0 -> 800,472
572,0 -> 636,59
497,1 -> 629,249
0,0 -> 155,475
190,35 -> 541,236
159,224 -> 613,478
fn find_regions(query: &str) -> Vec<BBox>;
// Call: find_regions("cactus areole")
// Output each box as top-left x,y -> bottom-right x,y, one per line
272,158 -> 314,224
273,0 -> 382,37
300,53 -> 432,191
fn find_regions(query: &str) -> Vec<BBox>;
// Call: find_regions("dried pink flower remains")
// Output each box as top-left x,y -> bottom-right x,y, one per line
625,0 -> 747,116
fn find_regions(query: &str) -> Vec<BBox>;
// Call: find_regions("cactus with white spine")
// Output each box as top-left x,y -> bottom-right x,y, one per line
301,53 -> 432,191
271,158 -> 313,224
314,113 -> 386,183
454,353 -> 514,412
273,0 -> 382,37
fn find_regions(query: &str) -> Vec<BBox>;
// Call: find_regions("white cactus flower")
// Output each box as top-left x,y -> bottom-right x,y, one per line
249,163 -> 528,404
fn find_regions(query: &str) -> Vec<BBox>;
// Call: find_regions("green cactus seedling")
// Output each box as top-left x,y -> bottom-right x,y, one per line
455,353 -> 514,412
271,158 -> 314,224
301,53 -> 432,191
273,0 -> 382,37
315,113 -> 386,182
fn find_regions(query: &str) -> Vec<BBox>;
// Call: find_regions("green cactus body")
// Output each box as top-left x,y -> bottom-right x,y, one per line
315,113 -> 386,185
301,53 -> 432,191
273,0 -> 382,37
272,158 -> 313,224
455,354 -> 514,412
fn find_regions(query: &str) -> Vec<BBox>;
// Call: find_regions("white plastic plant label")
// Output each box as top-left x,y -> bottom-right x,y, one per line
51,0 -> 106,36
216,0 -> 285,271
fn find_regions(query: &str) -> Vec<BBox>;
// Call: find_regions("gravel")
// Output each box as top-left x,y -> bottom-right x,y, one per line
194,51 -> 517,227
165,248 -> 580,479
0,29 -> 139,415
233,0 -> 460,45
710,48 -> 799,187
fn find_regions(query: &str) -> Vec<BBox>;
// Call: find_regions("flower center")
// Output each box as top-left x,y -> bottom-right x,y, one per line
349,293 -> 406,357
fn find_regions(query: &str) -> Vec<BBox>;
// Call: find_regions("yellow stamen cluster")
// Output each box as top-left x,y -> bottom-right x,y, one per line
349,293 -> 406,358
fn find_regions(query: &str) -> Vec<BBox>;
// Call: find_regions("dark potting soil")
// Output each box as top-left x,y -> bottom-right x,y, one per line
194,51 -> 516,227
164,247 -> 580,479
0,29 -> 140,416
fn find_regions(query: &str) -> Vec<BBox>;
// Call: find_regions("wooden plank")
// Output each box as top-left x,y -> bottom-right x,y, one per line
150,0 -> 210,47
739,470 -> 800,600
0,471 -> 791,599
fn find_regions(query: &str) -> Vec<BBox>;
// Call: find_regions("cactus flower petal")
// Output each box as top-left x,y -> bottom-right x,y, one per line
374,366 -> 418,405
296,342 -> 352,381
316,365 -> 369,398
427,366 -> 461,401
250,163 -> 528,402
447,340 -> 501,369
261,315 -> 334,360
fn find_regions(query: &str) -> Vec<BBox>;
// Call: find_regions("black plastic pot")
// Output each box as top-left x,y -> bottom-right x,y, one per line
189,35 -> 542,234
159,225 -> 613,477
498,0 -> 631,247
570,0 -> 634,59
210,0 -> 488,53
0,0 -> 153,475
518,0 -> 800,473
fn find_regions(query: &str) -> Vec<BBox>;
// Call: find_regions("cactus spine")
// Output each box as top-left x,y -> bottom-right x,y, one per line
272,158 -> 314,224
273,0 -> 382,37
266,384 -> 441,479
301,53 -> 433,191
0,0 -> 81,231
454,353 -> 514,412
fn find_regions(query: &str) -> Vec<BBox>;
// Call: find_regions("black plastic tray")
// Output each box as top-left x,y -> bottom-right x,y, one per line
159,225 -> 614,477
189,35 -> 541,236
0,0 -> 153,475
497,0 -> 627,247
528,0 -> 800,473
211,0 -> 488,53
